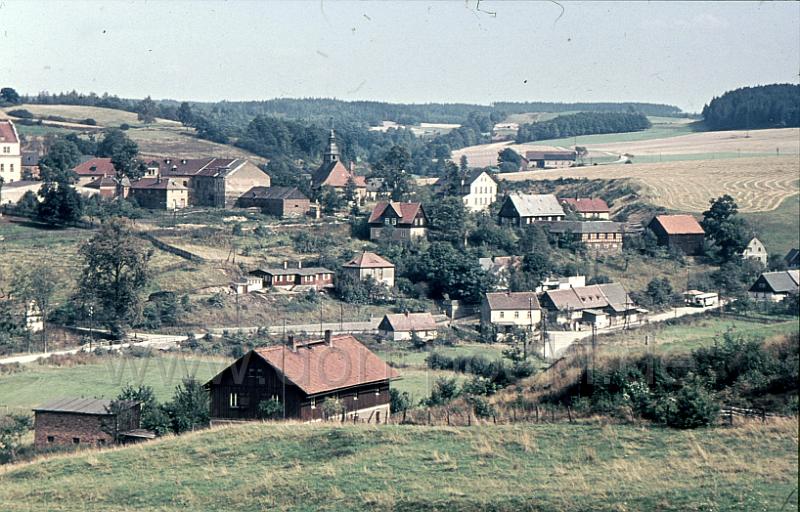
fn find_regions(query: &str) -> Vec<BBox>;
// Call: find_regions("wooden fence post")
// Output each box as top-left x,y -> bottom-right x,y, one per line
567,406 -> 573,423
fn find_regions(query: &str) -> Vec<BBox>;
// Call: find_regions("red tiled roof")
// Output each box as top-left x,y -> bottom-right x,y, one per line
312,160 -> 366,188
0,120 -> 19,143
85,176 -> 118,189
561,197 -> 610,213
253,335 -> 399,395
368,201 -> 423,225
343,251 -> 394,269
73,157 -> 115,176
653,215 -> 705,235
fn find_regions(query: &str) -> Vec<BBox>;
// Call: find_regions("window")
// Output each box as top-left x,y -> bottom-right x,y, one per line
514,311 -> 520,318
229,393 -> 239,408
375,389 -> 380,396
0,164 -> 3,171
46,436 -> 54,443
310,397 -> 316,409
98,439 -> 106,446
72,437 -> 80,445
499,311 -> 504,318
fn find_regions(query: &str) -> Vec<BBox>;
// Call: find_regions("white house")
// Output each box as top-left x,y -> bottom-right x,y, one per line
0,120 -> 22,183
742,237 -> 768,266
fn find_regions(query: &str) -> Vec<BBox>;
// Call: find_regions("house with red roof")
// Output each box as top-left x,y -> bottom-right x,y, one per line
560,197 -> 611,219
73,157 -> 116,185
312,130 -> 366,200
155,157 -> 271,207
342,251 -> 395,287
0,120 -> 22,183
205,332 -> 399,423
647,214 -> 705,256
368,201 -> 428,241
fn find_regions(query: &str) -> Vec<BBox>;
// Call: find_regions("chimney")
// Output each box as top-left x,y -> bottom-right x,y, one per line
404,311 -> 409,317
165,158 -> 171,165
181,159 -> 187,165
298,261 -> 303,269
288,335 -> 296,351
283,261 -> 288,269
349,161 -> 355,172
324,329 -> 332,346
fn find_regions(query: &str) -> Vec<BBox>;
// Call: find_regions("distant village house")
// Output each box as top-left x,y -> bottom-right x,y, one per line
545,221 -> 624,255
498,194 -> 566,226
0,120 -> 22,183
436,169 -> 497,212
748,270 -> 799,301
368,201 -> 428,241
378,312 -> 438,341
741,237 -> 767,266
249,263 -> 334,292
237,186 -> 310,217
523,150 -> 576,169
560,197 -> 610,219
342,252 -> 395,288
481,291 -> 541,334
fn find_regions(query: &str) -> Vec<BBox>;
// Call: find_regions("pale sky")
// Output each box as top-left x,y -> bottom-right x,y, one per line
1,1 -> 798,112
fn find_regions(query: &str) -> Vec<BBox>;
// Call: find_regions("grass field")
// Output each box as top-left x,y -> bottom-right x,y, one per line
0,420 -> 796,511
0,104 -> 179,129
743,194 -> 800,256
0,354 -> 225,415
498,156 -> 799,213
592,315 -> 799,357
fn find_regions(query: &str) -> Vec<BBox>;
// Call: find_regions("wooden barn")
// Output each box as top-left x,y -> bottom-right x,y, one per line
205,332 -> 399,423
647,214 -> 705,256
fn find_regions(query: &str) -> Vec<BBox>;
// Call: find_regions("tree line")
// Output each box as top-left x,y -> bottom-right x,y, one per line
701,83 -> 800,131
516,112 -> 651,143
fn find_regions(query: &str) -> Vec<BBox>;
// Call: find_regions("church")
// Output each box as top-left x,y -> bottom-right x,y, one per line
311,130 -> 367,200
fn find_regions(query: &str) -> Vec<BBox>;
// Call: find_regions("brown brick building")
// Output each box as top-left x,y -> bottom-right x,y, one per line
237,186 -> 310,217
545,221 -> 624,255
33,398 -> 141,450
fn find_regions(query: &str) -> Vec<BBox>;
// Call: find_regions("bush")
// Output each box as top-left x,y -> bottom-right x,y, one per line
426,352 -> 453,370
7,109 -> 33,119
257,399 -> 283,420
467,395 -> 495,418
119,123 -> 130,130
424,377 -> 459,406
666,384 -> 720,429
461,375 -> 498,396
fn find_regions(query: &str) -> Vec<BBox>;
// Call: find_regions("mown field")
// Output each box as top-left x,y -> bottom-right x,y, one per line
743,194 -> 800,256
499,156 -> 799,213
0,104 -> 179,129
0,354 -> 224,415
0,420 -> 796,511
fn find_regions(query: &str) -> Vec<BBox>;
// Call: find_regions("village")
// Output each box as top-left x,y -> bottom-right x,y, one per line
0,112 -> 797,451
0,3 -> 798,507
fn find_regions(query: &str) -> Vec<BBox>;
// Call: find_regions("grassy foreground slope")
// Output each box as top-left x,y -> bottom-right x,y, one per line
1,421 -> 797,512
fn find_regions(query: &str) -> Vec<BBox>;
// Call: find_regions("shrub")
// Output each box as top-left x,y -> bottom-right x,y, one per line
461,375 -> 498,396
467,396 -> 495,418
424,377 -> 459,406
7,109 -> 33,119
257,399 -> 283,420
426,352 -> 453,370
666,384 -> 720,429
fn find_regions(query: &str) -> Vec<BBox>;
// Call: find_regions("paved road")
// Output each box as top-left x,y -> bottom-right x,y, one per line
546,303 -> 724,358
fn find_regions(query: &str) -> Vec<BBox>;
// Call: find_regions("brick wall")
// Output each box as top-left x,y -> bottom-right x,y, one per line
34,408 -> 140,450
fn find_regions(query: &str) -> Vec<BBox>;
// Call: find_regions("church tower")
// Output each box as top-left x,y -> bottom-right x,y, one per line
323,129 -> 340,164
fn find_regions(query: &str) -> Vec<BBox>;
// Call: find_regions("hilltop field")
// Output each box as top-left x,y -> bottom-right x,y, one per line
0,104 -> 267,163
0,419 -> 796,512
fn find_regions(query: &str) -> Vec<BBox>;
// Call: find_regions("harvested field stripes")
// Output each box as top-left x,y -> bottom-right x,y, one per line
498,156 -> 799,213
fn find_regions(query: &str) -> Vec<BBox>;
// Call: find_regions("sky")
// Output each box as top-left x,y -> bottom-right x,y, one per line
0,1 -> 798,113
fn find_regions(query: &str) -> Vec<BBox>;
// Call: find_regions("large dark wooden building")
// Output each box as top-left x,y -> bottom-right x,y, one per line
205,332 -> 399,423
647,214 -> 705,256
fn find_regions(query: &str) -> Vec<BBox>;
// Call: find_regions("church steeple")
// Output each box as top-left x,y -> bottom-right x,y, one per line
323,129 -> 339,164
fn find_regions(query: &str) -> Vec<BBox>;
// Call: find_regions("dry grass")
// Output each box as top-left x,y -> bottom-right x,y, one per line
498,156 -> 799,212
127,126 -> 267,163
0,420 -> 795,511
0,104 -> 180,128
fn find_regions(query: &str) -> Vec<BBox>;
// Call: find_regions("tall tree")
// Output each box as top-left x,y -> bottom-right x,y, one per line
38,139 -> 81,184
373,145 -> 412,200
136,96 -> 158,124
12,262 -> 60,353
164,378 -> 210,434
426,195 -> 469,245
0,87 -> 21,105
701,195 -> 751,263
106,131 -> 145,181
77,219 -> 151,337
176,101 -> 194,126
36,182 -> 84,225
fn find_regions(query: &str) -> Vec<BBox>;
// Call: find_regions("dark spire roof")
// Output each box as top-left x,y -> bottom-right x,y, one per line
323,129 -> 339,164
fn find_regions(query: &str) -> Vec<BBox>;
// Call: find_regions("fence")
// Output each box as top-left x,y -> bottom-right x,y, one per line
136,232 -> 205,263
720,405 -> 789,425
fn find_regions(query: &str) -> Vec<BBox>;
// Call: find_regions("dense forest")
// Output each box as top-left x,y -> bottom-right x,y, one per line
701,83 -> 800,131
515,112 -> 651,143
495,101 -> 682,117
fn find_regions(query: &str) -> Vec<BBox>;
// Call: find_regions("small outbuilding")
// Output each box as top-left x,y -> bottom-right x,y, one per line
237,186 -> 310,217
33,398 -> 141,450
378,312 -> 438,341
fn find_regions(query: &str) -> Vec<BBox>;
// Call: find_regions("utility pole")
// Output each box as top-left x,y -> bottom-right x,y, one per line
540,309 -> 548,359
282,318 -> 286,419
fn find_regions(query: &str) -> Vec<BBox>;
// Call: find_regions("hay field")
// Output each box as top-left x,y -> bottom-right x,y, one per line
498,156 -> 800,213
127,127 -> 267,163
591,127 -> 799,157
0,104 -> 180,128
